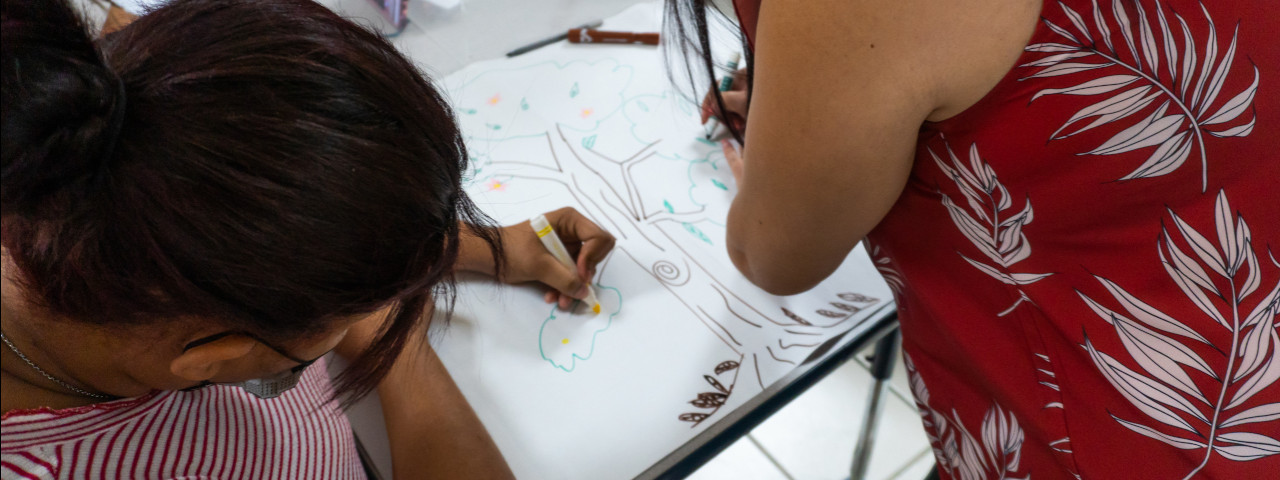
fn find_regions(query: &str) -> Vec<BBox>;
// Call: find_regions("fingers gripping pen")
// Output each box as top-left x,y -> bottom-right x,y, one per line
530,214 -> 601,314
705,51 -> 743,139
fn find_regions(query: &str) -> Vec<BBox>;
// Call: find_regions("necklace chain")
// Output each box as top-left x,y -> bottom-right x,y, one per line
0,330 -> 114,399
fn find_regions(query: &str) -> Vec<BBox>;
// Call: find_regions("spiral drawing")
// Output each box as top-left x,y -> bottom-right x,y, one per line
651,259 -> 690,286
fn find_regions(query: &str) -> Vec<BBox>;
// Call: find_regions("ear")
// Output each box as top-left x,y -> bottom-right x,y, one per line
169,335 -> 256,382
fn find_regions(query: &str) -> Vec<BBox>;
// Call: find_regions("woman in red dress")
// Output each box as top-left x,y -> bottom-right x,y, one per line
677,0 -> 1279,477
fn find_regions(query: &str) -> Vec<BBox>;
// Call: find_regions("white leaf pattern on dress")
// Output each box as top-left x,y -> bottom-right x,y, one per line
866,239 -> 905,303
905,354 -> 1031,480
1077,190 -> 1280,478
932,141 -> 1053,316
1021,0 -> 1258,191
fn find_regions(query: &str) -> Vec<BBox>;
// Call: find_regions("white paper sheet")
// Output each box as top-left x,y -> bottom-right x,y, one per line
351,3 -> 894,479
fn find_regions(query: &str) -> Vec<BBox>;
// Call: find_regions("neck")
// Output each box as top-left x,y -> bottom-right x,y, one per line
0,316 -> 110,412
1,272 -> 147,413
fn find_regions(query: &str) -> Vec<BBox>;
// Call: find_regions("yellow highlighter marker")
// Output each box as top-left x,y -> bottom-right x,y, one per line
530,214 -> 601,315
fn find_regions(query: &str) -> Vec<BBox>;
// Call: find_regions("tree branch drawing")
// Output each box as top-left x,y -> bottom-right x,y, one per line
905,354 -> 1029,480
1021,0 -> 1258,191
932,141 -> 1052,316
451,58 -> 890,426
1078,190 -> 1279,478
473,125 -> 882,411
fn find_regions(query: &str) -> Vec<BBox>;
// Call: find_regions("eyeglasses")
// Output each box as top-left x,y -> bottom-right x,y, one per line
180,330 -> 325,399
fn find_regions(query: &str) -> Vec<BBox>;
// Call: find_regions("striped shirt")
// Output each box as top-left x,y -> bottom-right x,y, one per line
1,357 -> 365,479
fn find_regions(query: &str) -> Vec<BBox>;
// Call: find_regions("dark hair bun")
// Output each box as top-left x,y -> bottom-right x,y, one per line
2,0 -> 126,218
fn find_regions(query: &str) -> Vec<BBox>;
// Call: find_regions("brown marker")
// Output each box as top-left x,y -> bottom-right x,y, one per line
567,29 -> 660,46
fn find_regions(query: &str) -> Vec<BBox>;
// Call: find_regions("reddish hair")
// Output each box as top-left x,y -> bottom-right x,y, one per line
1,0 -> 501,402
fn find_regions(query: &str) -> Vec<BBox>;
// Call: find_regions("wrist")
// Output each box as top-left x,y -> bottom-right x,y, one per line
454,223 -> 500,276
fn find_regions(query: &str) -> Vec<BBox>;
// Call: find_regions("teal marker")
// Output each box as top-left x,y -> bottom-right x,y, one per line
704,51 -> 743,140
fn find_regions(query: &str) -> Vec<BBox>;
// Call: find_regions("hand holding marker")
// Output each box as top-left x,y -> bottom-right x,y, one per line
531,214 -> 602,315
705,52 -> 742,139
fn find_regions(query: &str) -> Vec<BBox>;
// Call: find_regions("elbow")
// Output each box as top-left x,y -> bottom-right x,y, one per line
728,245 -> 830,296
755,274 -> 823,296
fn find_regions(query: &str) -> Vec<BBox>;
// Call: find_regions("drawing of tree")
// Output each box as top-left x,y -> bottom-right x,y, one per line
447,59 -> 886,417
489,125 -> 878,381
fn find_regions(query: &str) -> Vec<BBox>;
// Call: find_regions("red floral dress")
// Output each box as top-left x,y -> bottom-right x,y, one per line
734,0 -> 1279,477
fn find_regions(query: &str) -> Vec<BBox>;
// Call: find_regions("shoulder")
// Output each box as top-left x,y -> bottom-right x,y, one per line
753,0 -> 1042,120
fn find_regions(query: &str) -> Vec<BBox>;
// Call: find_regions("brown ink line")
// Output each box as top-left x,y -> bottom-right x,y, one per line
622,151 -> 660,217
602,193 -> 665,251
651,220 -> 795,329
570,174 -> 628,240
619,140 -> 658,164
643,203 -> 706,221
752,354 -> 765,390
613,248 -> 739,353
542,133 -> 565,172
584,145 -> 625,165
554,125 -> 640,220
707,283 -> 763,328
785,329 -> 822,336
697,306 -> 742,347
778,338 -> 821,350
766,345 -> 796,365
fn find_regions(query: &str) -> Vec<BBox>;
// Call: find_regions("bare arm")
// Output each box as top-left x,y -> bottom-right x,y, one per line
725,0 -> 1036,294
335,311 -> 514,480
726,0 -> 934,295
376,340 -> 514,480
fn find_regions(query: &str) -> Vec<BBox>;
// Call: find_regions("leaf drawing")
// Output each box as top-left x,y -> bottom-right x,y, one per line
905,354 -> 1030,480
780,307 -> 812,326
704,374 -> 729,394
932,141 -> 1053,316
714,360 -> 740,375
1078,190 -> 1280,477
838,292 -> 878,303
689,392 -> 727,408
1022,0 -> 1259,191
677,412 -> 708,423
680,358 -> 742,427
830,302 -> 862,313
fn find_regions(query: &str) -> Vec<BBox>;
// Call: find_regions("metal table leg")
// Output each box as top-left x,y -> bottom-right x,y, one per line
850,325 -> 900,480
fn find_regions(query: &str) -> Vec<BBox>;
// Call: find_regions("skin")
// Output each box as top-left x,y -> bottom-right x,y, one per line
102,5 -> 136,35
707,0 -> 1042,295
1,210 -> 614,480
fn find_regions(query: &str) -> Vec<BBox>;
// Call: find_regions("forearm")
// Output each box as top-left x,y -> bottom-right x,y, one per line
377,344 -> 513,479
454,221 -> 500,276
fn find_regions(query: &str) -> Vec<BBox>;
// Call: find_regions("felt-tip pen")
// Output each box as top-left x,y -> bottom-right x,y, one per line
530,214 -> 601,315
705,51 -> 742,139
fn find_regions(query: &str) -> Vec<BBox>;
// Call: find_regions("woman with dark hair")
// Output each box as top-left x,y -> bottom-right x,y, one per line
0,0 -> 613,478
673,0 -> 1276,478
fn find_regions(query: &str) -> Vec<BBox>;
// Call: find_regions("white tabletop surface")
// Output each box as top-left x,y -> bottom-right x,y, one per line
319,0 -> 649,76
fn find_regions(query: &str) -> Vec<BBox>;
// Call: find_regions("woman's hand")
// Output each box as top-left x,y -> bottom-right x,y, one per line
502,207 -> 615,309
701,68 -> 750,133
721,139 -> 745,185
457,207 -> 616,310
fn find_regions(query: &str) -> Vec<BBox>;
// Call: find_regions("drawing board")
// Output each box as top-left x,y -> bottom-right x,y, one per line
344,3 -> 895,479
